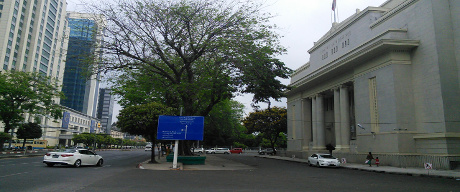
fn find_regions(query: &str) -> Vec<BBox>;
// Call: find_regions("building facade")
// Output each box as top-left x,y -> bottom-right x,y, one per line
0,0 -> 68,88
286,0 -> 460,170
43,106 -> 101,147
0,0 -> 69,140
0,2 -> 105,147
61,12 -> 105,117
97,88 -> 114,134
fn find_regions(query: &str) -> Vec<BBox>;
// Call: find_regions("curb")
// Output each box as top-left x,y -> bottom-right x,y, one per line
256,155 -> 460,180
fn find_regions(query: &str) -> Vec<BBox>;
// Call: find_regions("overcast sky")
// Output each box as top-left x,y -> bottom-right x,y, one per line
66,0 -> 389,121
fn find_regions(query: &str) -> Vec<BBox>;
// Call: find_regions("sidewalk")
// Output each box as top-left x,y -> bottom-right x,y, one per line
258,155 -> 460,180
138,155 -> 253,171
138,155 -> 460,179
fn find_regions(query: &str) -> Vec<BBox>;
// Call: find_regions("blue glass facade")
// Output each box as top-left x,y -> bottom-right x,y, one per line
61,18 -> 96,112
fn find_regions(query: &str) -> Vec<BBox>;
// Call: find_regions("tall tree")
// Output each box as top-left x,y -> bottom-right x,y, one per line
243,107 -> 287,155
203,99 -> 245,147
0,71 -> 64,134
116,102 -> 175,163
16,122 -> 43,149
0,132 -> 12,151
92,0 -> 291,116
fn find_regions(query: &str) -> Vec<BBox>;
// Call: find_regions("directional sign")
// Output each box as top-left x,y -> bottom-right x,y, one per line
157,115 -> 204,140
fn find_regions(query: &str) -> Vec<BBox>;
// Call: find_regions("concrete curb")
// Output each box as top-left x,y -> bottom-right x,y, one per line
256,155 -> 460,180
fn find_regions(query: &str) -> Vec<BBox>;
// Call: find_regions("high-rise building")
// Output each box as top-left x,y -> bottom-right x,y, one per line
97,88 -> 114,134
0,0 -> 69,95
0,0 -> 71,145
61,12 -> 105,117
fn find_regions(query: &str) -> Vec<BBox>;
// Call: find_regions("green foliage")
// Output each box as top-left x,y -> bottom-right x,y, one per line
117,102 -> 175,162
72,133 -> 117,149
117,102 -> 175,140
97,0 -> 292,117
203,99 -> 245,147
243,106 -> 287,153
16,122 -> 43,148
0,71 -> 64,133
0,132 -> 12,151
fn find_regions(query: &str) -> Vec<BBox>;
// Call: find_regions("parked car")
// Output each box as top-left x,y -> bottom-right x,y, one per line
230,148 -> 243,154
191,147 -> 205,154
258,148 -> 276,155
307,153 -> 340,167
205,148 -> 230,154
43,149 -> 103,168
145,145 -> 152,151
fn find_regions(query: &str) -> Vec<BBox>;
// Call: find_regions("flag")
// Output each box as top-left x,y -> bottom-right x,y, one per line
332,0 -> 336,11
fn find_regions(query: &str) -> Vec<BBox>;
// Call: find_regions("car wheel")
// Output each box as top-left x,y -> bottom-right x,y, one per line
74,159 -> 81,168
308,161 -> 312,167
46,163 -> 54,167
211,152 -> 215,154
198,151 -> 202,154
96,159 -> 103,167
224,152 -> 229,154
316,162 -> 320,167
239,152 -> 242,154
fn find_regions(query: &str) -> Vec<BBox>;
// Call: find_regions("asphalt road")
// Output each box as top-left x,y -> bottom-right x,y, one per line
1,150 -> 459,192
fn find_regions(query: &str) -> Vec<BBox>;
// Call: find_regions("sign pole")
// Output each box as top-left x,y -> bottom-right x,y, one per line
172,139 -> 179,169
172,107 -> 183,169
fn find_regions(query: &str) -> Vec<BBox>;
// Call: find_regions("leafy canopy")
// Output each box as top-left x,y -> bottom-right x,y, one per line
243,106 -> 287,153
91,0 -> 292,117
0,71 -> 64,133
16,122 -> 43,148
116,102 -> 175,162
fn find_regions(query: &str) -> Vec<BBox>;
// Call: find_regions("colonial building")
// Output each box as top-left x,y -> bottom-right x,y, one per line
286,0 -> 459,170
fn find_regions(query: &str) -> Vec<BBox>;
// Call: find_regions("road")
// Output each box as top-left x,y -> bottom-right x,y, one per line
1,150 -> 459,192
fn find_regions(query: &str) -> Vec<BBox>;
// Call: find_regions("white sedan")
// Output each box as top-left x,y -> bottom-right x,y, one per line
307,153 -> 340,167
43,149 -> 103,168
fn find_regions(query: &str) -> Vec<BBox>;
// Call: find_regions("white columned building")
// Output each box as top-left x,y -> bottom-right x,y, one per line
287,0 -> 460,170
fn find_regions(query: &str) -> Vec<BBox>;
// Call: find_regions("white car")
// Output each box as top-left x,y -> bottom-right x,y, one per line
191,147 -> 204,153
145,145 -> 152,151
43,149 -> 103,168
205,148 -> 230,154
307,153 -> 340,167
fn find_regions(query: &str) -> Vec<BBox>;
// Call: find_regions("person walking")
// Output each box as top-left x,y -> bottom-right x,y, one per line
366,152 -> 374,167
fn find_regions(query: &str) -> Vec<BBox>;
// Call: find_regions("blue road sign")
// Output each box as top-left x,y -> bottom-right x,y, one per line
157,115 -> 204,140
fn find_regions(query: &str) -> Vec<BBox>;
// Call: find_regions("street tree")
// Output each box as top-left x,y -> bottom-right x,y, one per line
0,132 -> 12,151
88,0 -> 292,155
243,107 -> 287,155
116,102 -> 175,163
203,99 -> 245,147
72,133 -> 96,148
16,122 -> 43,149
0,71 -> 64,135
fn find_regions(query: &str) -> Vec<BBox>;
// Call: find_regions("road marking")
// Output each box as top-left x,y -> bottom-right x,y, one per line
0,172 -> 29,178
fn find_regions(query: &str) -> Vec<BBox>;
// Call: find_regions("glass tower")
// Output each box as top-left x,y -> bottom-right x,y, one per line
62,12 -> 105,117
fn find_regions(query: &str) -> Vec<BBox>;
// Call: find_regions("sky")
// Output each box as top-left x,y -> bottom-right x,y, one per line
66,0 -> 389,121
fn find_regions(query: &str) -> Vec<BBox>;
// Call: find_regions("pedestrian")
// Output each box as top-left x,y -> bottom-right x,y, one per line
366,152 -> 374,167
375,157 -> 380,167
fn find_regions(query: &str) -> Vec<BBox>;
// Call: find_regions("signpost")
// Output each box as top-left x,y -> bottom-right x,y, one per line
157,115 -> 204,169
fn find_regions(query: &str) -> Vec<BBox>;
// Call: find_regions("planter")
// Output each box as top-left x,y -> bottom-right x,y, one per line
166,155 -> 206,165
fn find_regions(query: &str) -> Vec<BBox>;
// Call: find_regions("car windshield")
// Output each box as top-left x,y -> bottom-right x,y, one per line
319,154 -> 335,159
58,149 -> 76,153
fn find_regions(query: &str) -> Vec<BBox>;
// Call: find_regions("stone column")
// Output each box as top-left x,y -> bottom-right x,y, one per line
311,96 -> 317,149
302,98 -> 312,150
316,94 -> 326,149
340,85 -> 351,150
333,88 -> 342,149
